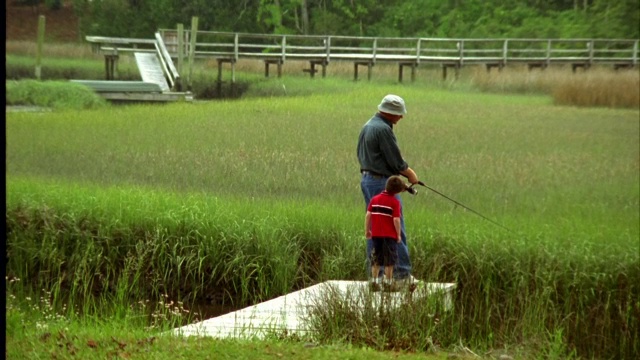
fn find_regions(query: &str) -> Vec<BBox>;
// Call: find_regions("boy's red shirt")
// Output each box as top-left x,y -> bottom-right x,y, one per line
367,191 -> 402,239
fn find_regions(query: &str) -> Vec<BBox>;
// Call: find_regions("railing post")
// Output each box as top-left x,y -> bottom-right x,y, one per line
587,40 -> 594,66
281,36 -> 287,62
372,38 -> 378,65
35,15 -> 45,80
188,17 -> 198,89
503,39 -> 509,67
217,59 -> 223,93
416,38 -> 421,65
177,23 -> 184,77
234,33 -> 239,63
634,40 -> 638,66
458,40 -> 464,66
546,39 -> 551,67
325,36 -> 331,64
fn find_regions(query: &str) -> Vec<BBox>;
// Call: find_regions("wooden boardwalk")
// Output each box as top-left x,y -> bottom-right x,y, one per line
158,31 -> 639,81
86,32 -> 639,85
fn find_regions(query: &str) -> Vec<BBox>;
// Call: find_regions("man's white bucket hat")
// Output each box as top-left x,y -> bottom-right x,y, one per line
378,94 -> 407,115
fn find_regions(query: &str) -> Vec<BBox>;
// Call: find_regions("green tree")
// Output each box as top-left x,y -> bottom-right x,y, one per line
588,0 -> 639,38
70,0 -> 638,40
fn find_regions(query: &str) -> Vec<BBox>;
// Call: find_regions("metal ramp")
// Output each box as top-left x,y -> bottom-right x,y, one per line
134,52 -> 170,92
171,280 -> 456,339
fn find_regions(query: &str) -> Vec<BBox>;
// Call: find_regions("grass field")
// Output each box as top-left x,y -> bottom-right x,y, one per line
5,69 -> 640,359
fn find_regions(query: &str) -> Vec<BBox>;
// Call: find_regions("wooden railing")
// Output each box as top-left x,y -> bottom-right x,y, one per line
157,30 -> 639,68
153,32 -> 181,90
86,32 -> 639,84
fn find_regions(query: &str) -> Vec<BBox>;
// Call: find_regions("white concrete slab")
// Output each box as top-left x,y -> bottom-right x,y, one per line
172,280 -> 456,339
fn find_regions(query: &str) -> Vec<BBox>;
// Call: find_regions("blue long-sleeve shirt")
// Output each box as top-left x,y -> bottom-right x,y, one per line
357,113 -> 409,177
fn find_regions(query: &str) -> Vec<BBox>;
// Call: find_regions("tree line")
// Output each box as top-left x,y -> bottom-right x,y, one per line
34,0 -> 640,39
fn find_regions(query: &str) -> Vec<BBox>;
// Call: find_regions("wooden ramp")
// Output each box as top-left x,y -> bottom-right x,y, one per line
134,52 -> 170,92
171,280 -> 456,339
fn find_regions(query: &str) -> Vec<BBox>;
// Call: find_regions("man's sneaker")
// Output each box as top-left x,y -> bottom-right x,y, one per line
369,281 -> 381,292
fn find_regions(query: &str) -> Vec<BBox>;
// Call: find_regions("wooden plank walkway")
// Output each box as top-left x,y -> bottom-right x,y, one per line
171,280 -> 456,339
88,32 -> 638,82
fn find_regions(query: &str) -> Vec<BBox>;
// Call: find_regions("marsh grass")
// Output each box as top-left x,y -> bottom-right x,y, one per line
5,275 -> 193,358
303,284 -> 453,351
5,53 -> 142,81
6,40 -> 97,59
470,64 -> 640,108
551,68 -> 640,108
5,177 -> 366,325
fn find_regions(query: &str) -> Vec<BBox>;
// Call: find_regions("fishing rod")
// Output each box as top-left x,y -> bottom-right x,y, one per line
406,181 -> 515,234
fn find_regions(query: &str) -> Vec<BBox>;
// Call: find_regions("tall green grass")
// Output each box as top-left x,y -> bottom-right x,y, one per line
6,80 -> 639,358
6,79 -> 108,109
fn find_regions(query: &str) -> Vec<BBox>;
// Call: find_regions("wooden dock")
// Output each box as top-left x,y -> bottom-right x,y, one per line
78,33 -> 192,102
171,280 -> 456,339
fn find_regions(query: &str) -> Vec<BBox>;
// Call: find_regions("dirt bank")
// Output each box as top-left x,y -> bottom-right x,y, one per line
6,1 -> 79,42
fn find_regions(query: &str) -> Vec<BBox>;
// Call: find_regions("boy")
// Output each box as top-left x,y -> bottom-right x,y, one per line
365,175 -> 407,292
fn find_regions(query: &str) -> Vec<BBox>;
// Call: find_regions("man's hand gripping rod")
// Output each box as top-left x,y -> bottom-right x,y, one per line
406,181 -> 514,234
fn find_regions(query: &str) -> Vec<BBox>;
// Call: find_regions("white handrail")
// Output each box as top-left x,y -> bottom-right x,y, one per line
87,33 -> 640,70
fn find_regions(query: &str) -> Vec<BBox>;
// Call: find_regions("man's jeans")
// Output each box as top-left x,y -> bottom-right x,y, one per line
361,173 -> 411,279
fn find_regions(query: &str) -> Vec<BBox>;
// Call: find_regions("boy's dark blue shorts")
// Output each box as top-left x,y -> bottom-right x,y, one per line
371,237 -> 398,266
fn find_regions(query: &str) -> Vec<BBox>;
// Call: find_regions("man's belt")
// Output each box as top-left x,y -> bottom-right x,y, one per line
361,170 -> 388,178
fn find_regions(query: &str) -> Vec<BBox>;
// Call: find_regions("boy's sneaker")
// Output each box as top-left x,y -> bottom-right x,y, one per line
369,281 -> 381,292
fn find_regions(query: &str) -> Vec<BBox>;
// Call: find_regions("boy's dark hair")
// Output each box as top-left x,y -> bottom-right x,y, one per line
385,175 -> 407,194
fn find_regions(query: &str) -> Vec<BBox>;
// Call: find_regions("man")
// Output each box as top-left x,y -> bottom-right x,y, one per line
357,94 -> 421,286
